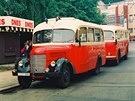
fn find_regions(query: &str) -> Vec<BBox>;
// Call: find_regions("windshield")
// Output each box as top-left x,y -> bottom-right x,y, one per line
104,30 -> 114,40
33,29 -> 74,44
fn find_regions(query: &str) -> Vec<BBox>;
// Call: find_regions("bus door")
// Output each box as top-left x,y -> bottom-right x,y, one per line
75,27 -> 93,72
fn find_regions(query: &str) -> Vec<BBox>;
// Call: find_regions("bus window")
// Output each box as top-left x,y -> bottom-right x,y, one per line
79,27 -> 87,42
115,31 -> 121,40
87,28 -> 94,42
100,30 -> 104,42
94,29 -> 101,42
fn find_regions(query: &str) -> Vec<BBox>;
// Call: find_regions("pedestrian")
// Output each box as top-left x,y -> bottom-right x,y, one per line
27,40 -> 32,58
21,40 -> 29,57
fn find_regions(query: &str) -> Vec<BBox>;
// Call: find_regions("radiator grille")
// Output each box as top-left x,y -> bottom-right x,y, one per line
31,55 -> 46,73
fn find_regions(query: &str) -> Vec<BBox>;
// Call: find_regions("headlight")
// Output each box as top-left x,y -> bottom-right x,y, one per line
18,60 -> 23,67
108,52 -> 111,56
50,61 -> 56,67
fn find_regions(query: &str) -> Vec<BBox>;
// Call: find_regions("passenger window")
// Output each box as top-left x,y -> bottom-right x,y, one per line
79,27 -> 87,42
87,28 -> 94,42
100,30 -> 104,42
116,31 -> 120,40
94,29 -> 101,42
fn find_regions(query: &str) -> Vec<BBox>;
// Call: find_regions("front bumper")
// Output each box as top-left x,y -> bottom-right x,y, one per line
106,56 -> 117,60
12,70 -> 61,78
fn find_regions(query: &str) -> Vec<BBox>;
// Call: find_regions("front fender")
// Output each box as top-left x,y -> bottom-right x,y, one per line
17,57 -> 30,73
55,58 -> 68,72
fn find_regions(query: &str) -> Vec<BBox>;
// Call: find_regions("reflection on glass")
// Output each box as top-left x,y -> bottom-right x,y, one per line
104,31 -> 114,40
33,29 -> 74,44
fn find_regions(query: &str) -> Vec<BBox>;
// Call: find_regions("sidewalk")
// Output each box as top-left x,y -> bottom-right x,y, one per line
0,64 -> 19,91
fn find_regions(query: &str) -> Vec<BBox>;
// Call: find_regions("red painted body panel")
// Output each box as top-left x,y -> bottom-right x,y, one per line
105,40 -> 129,61
30,43 -> 106,76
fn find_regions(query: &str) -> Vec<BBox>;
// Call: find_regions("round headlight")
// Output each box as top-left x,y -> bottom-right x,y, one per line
50,61 -> 56,67
18,60 -> 23,67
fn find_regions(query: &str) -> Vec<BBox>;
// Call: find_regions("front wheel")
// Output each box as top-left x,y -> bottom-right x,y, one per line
18,76 -> 32,88
57,65 -> 70,88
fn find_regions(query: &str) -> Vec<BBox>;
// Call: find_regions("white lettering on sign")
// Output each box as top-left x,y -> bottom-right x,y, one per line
0,19 -> 5,25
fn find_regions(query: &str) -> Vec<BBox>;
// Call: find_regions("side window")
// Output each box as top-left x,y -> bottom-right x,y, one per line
125,32 -> 129,39
115,31 -> 120,40
100,30 -> 104,42
79,27 -> 87,42
87,28 -> 94,42
94,29 -> 101,42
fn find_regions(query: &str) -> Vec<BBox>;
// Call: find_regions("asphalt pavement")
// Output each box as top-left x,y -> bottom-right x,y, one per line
0,64 -> 18,91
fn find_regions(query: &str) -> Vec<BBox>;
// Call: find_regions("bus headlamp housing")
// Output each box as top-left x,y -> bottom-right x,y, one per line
50,61 -> 56,67
18,60 -> 23,67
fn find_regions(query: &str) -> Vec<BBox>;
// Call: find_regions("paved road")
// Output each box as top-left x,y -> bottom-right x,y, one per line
1,42 -> 135,101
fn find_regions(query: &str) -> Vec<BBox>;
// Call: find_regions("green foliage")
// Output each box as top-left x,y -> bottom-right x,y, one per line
0,0 -> 105,25
102,0 -> 123,4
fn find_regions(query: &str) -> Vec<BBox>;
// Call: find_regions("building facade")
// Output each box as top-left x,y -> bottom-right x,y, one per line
98,0 -> 135,40
0,16 -> 34,64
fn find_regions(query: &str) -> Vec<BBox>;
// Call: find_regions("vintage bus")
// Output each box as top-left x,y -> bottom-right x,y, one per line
13,17 -> 106,88
101,25 -> 129,65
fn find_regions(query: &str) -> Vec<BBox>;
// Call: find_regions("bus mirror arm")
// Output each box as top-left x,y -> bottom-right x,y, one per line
115,39 -> 117,44
79,36 -> 81,46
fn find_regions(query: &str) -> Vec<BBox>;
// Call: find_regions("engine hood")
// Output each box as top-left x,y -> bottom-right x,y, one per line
30,44 -> 73,55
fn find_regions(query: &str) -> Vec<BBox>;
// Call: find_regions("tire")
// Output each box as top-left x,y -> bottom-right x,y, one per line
124,48 -> 128,60
123,54 -> 128,60
57,65 -> 70,88
93,60 -> 100,75
18,76 -> 32,88
114,52 -> 120,66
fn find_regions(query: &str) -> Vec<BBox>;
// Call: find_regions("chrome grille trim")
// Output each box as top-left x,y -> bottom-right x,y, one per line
31,55 -> 46,73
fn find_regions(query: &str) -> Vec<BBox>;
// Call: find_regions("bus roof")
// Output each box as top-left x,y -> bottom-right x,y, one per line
100,25 -> 127,32
33,17 -> 102,34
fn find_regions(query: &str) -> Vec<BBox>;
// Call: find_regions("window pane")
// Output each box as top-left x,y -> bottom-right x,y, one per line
53,29 -> 74,43
87,28 -> 94,42
104,31 -> 114,40
79,27 -> 87,42
94,29 -> 101,42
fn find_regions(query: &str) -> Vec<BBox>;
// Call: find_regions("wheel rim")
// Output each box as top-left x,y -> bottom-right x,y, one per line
63,70 -> 70,83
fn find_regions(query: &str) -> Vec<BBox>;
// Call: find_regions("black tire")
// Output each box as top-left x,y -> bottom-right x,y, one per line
18,76 -> 32,88
123,54 -> 128,60
123,48 -> 128,60
57,65 -> 70,88
93,60 -> 100,75
114,52 -> 120,66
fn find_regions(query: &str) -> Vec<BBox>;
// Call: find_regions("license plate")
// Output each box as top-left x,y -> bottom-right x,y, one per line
18,73 -> 30,76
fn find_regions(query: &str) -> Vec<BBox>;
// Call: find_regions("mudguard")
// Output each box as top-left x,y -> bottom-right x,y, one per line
54,58 -> 75,74
17,57 -> 30,73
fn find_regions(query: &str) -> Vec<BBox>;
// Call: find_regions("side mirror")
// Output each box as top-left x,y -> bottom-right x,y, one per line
115,39 -> 117,45
79,35 -> 81,46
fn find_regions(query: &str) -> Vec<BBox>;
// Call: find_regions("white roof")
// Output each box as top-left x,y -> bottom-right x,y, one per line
33,17 -> 102,34
100,25 -> 127,33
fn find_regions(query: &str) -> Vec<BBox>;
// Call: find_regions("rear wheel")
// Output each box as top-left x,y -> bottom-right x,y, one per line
18,76 -> 32,88
123,48 -> 128,60
93,60 -> 101,75
57,65 -> 70,88
123,54 -> 128,60
114,52 -> 121,66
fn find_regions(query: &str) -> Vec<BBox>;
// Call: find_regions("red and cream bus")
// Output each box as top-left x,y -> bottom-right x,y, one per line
13,17 -> 106,88
101,25 -> 129,65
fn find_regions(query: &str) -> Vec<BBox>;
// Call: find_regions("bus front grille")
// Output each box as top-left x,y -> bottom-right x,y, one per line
30,55 -> 46,73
